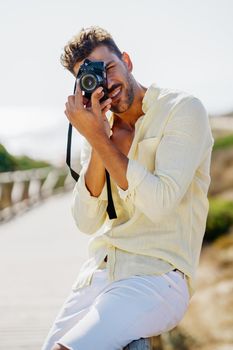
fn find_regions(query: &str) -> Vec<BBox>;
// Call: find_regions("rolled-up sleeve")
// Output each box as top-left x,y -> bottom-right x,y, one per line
117,97 -> 214,223
71,139 -> 108,234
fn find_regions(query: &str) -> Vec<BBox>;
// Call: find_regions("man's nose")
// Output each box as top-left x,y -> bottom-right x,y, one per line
106,75 -> 114,91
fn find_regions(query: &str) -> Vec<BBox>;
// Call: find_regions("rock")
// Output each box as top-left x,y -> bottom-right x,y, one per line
123,338 -> 152,350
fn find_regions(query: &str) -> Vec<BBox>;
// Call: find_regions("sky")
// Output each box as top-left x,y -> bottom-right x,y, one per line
0,0 -> 233,164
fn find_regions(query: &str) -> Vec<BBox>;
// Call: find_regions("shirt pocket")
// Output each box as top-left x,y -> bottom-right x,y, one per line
137,137 -> 160,172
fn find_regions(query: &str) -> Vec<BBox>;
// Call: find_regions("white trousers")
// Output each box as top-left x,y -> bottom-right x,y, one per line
42,268 -> 190,350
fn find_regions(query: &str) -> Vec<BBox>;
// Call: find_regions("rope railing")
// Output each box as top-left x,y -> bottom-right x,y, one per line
0,166 -> 75,223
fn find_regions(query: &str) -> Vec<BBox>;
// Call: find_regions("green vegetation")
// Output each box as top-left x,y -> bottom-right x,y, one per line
13,155 -> 51,171
213,133 -> 233,150
204,197 -> 233,243
0,144 -> 17,172
0,144 -> 51,172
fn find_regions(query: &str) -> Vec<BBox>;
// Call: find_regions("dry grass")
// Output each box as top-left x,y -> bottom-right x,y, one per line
128,234 -> 233,349
209,147 -> 233,198
156,231 -> 233,350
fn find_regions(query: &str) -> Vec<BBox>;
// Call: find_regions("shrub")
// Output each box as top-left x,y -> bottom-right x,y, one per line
0,143 -> 51,172
0,144 -> 18,172
213,133 -> 233,150
204,198 -> 233,243
14,155 -> 51,171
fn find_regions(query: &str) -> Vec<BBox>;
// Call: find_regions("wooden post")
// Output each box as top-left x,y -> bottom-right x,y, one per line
21,180 -> 30,202
0,182 -> 14,209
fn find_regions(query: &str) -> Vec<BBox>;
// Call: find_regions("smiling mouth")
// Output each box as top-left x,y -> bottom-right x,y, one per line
109,86 -> 121,100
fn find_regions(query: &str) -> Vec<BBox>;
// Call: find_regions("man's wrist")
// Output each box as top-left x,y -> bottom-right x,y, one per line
88,131 -> 110,150
91,147 -> 103,162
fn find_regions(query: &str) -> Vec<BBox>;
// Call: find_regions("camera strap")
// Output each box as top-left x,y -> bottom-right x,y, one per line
65,80 -> 117,220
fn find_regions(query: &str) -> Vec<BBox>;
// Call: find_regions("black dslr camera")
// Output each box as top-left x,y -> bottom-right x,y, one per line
76,58 -> 108,103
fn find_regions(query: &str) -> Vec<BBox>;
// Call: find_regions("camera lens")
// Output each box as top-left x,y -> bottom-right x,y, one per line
81,74 -> 98,92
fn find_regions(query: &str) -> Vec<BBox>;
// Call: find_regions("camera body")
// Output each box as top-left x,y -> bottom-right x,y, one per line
77,58 -> 108,102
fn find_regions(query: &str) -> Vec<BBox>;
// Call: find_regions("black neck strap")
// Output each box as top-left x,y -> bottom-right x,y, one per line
65,80 -> 117,220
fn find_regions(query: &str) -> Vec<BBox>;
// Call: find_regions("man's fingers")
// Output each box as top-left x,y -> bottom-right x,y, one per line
67,95 -> 75,106
84,94 -> 110,110
91,86 -> 104,113
100,98 -> 112,111
102,104 -> 112,115
74,79 -> 84,109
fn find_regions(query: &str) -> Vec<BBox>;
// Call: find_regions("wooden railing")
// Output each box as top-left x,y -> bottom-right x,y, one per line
0,166 -> 75,223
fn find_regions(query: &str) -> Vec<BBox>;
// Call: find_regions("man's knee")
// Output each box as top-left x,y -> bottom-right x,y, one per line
51,343 -> 69,350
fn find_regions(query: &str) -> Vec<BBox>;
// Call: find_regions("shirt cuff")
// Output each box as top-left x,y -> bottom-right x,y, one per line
73,167 -> 108,203
117,158 -> 148,201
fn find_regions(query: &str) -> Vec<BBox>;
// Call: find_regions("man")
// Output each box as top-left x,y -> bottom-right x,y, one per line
42,26 -> 214,350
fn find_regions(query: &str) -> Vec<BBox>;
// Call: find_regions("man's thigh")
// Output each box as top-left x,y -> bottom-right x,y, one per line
41,268 -> 109,350
56,271 -> 189,350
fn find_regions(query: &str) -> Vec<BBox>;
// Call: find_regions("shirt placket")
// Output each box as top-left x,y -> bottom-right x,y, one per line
107,243 -> 116,281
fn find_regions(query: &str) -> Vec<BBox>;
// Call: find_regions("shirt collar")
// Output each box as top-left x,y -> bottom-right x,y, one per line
142,83 -> 159,114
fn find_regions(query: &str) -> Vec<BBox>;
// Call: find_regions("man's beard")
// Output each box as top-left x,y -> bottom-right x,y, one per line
110,73 -> 135,114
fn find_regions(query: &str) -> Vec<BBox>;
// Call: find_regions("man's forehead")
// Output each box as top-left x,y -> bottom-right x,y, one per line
73,46 -> 118,75
89,45 -> 116,61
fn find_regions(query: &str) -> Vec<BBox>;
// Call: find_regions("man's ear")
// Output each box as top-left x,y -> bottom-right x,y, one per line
121,52 -> 133,72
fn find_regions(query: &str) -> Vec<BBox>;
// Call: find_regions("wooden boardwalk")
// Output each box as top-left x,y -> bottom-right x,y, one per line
0,191 -> 89,349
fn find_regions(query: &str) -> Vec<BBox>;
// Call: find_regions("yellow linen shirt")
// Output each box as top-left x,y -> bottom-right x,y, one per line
71,83 -> 214,300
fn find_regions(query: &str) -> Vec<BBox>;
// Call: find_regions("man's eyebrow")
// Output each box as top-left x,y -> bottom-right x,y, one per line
106,60 -> 115,67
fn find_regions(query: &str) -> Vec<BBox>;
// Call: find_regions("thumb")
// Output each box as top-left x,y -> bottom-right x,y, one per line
91,86 -> 104,114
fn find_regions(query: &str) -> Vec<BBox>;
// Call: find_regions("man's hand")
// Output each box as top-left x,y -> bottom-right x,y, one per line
65,81 -> 129,192
64,81 -> 112,141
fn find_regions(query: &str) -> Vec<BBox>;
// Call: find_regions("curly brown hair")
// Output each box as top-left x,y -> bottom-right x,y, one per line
60,26 -> 122,75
